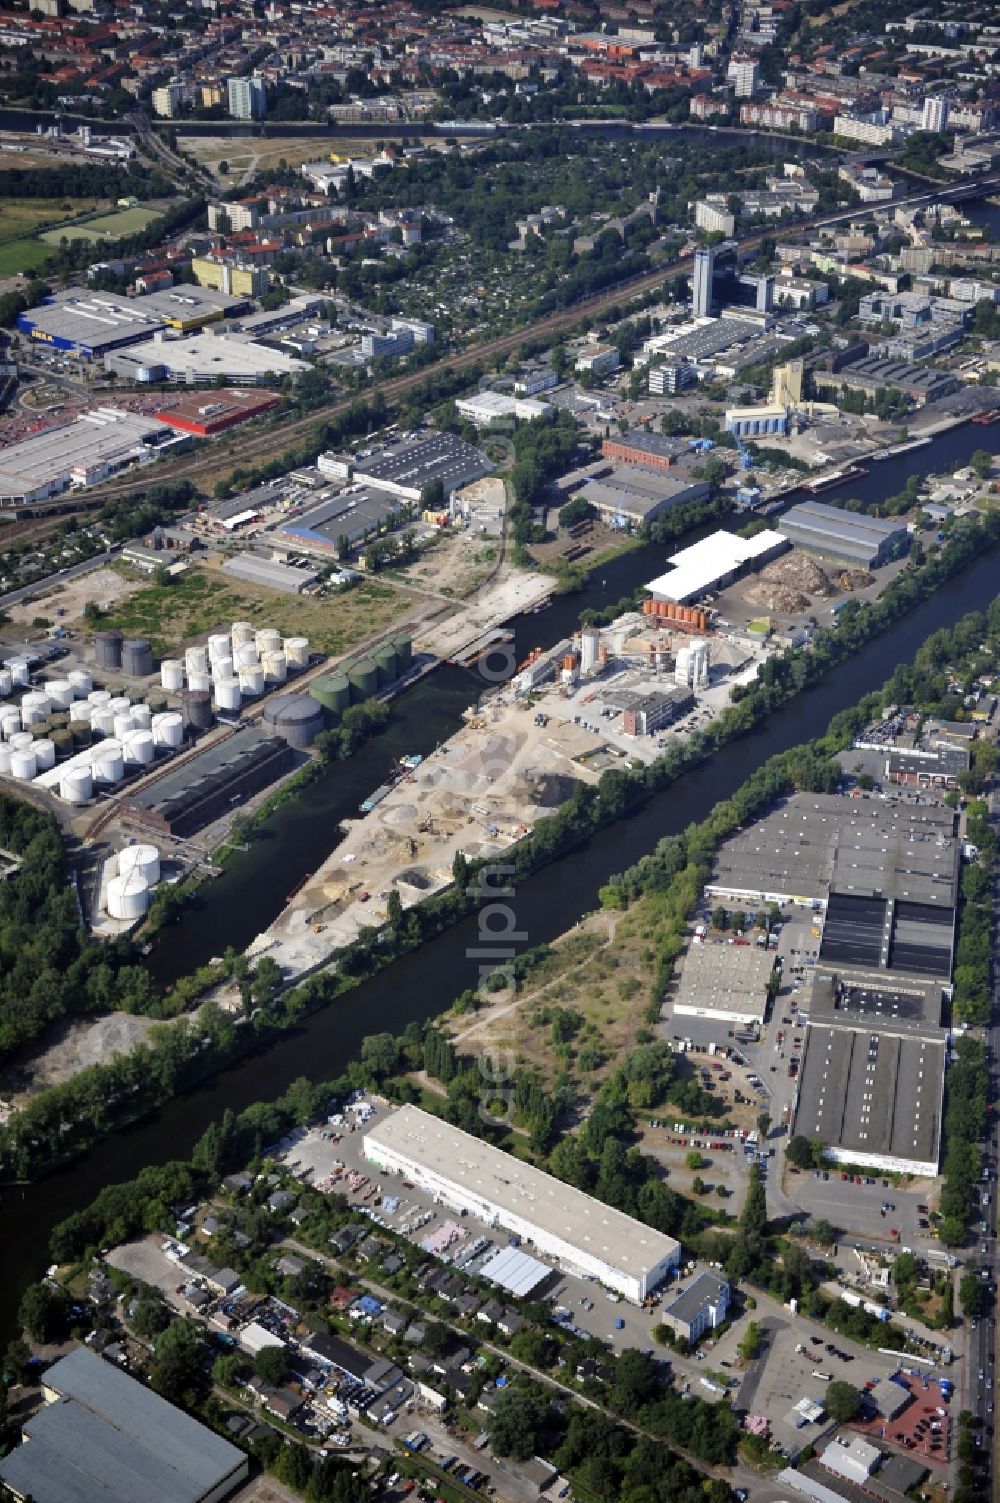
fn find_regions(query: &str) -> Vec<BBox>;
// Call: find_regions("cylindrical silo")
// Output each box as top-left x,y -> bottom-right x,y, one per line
71,723 -> 93,750
214,679 -> 241,713
107,696 -> 130,713
122,638 -> 153,677
33,739 -> 56,772
285,637 -> 309,670
9,731 -> 33,751
88,689 -> 112,707
347,659 -> 378,701
580,628 -> 600,674
211,654 -> 234,682
309,673 -> 350,716
161,660 -> 185,692
0,710 -> 21,740
50,729 -> 73,759
118,844 -> 160,885
392,633 -> 412,671
131,703 -> 152,730
255,628 -> 281,656
123,730 -> 155,766
234,642 -> 259,669
151,711 -> 184,749
144,690 -> 168,714
262,651 -> 287,684
185,646 -> 208,675
113,712 -> 135,741
375,644 -> 397,687
68,668 -> 92,698
91,707 -> 116,737
238,665 -> 264,697
9,658 -> 30,688
45,679 -> 73,710
0,745 -> 11,775
19,703 -> 46,729
231,621 -> 254,648
0,668 -> 11,698
208,632 -> 231,662
11,747 -> 36,780
60,765 -> 93,804
95,630 -> 123,671
107,870 -> 149,921
181,690 -> 213,731
21,689 -> 52,718
263,693 -> 325,750
92,742 -> 124,783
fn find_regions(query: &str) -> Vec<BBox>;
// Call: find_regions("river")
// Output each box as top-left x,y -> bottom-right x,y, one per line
2,417 -> 998,1336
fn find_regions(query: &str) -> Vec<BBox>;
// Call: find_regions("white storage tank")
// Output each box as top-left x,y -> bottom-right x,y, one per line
238,665 -> 264,697
0,745 -> 12,775
131,703 -> 152,730
46,679 -> 74,710
234,642 -> 258,669
60,765 -> 93,804
285,637 -> 309,669
11,747 -> 36,780
208,633 -> 231,661
231,621 -> 254,647
107,870 -> 149,922
185,646 -> 209,675
33,739 -> 56,772
214,678 -> 241,712
160,660 -> 185,692
91,706 -> 116,737
20,702 -> 47,728
211,655 -> 234,682
9,659 -> 30,688
9,732 -> 33,752
187,670 -> 211,694
69,700 -> 94,724
255,628 -> 281,655
151,712 -> 184,749
0,711 -> 20,740
92,743 -> 124,783
118,843 -> 160,885
68,668 -> 93,698
0,669 -> 12,697
113,712 -> 135,741
262,651 -> 287,683
107,696 -> 131,714
88,689 -> 112,707
123,730 -> 155,766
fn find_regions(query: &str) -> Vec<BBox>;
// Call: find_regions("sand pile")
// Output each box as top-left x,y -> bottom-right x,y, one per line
758,552 -> 838,597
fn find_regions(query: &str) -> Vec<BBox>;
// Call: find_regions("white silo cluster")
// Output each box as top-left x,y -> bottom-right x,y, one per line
157,622 -> 309,711
674,638 -> 710,691
105,843 -> 162,922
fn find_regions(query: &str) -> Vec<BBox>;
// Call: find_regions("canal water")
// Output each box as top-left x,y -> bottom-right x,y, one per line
148,414 -> 997,984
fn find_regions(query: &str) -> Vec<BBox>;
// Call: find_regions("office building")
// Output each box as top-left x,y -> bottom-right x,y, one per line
0,1346 -> 248,1503
821,1436 -> 883,1486
575,344 -> 620,376
922,96 -> 950,133
228,75 -> 267,120
778,499 -> 909,567
364,1105 -> 681,1302
360,328 -> 413,360
692,246 -> 716,319
660,1273 -> 730,1343
648,358 -> 696,395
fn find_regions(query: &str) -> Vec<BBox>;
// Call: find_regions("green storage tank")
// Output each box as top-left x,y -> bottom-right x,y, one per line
347,658 -> 378,702
392,633 -> 413,671
145,690 -> 168,713
50,729 -> 73,759
309,673 -> 350,717
375,644 -> 397,687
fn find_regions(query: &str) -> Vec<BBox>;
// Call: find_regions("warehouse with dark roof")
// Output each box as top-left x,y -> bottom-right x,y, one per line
0,1346 -> 248,1503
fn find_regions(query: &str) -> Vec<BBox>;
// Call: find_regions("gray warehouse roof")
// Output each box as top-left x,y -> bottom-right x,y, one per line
221,553 -> 320,593
673,941 -> 773,1019
662,1271 -> 729,1325
364,1105 -> 680,1283
0,1346 -> 246,1503
779,499 -> 909,564
792,1021 -> 945,1172
354,431 -> 491,497
807,969 -> 944,1038
579,474 -> 709,521
123,728 -> 281,814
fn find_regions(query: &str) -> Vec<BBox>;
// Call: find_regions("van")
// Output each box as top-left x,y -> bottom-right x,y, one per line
811,1371 -> 832,1382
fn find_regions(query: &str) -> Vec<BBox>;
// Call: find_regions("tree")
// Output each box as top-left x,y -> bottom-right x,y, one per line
360,1031 -> 400,1080
487,1384 -> 548,1460
786,1135 -> 817,1171
757,1112 -> 771,1141
969,449 -> 993,480
151,1319 -> 204,1404
738,1321 -> 762,1362
131,1296 -> 170,1339
960,1271 -> 986,1321
825,1380 -> 861,1422
255,1343 -> 290,1386
18,1282 -> 71,1344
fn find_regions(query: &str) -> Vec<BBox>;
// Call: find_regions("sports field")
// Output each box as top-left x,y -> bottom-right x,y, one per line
0,195 -> 104,273
38,203 -> 163,245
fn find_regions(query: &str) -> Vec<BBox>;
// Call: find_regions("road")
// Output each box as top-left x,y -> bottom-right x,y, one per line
0,549 -> 118,611
974,787 -> 1000,1484
16,165 -> 998,520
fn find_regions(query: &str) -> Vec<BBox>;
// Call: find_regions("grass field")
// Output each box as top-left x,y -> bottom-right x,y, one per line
0,237 -> 56,275
38,203 -> 163,246
179,133 -> 399,183
0,195 -> 104,273
99,564 -> 413,657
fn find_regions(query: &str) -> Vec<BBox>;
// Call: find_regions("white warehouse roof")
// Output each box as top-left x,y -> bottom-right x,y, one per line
364,1105 -> 680,1298
646,528 -> 788,605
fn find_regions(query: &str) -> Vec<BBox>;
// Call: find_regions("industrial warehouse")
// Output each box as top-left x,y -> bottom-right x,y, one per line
646,529 -> 789,605
364,1105 -> 681,1302
575,469 -> 711,525
706,793 -> 958,1176
670,942 -> 775,1024
778,499 -> 911,568
15,285 -> 247,357
0,409 -> 170,506
119,727 -> 294,838
0,1346 -> 248,1503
